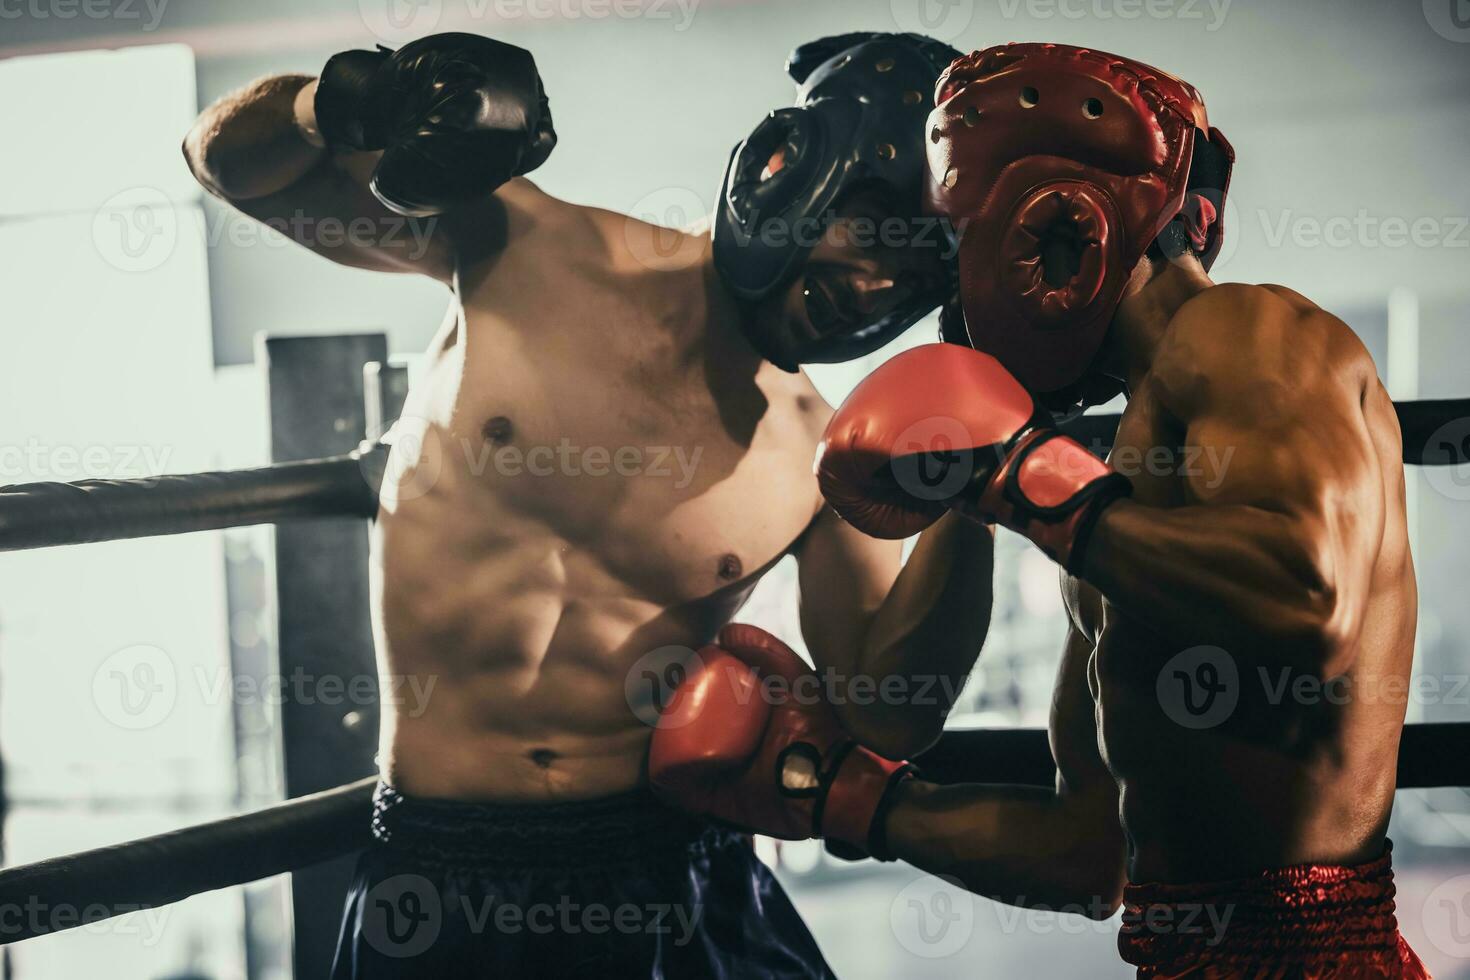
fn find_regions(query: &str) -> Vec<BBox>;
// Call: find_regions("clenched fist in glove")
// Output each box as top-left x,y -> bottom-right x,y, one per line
648,623 -> 913,860
815,343 -> 1130,572
314,32 -> 557,216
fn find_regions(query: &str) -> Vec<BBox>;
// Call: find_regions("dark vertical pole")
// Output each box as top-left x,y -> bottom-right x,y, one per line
363,361 -> 410,442
0,613 -> 8,980
261,334 -> 387,980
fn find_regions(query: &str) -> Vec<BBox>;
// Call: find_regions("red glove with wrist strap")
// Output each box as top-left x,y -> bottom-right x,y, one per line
648,623 -> 912,860
816,343 -> 1130,571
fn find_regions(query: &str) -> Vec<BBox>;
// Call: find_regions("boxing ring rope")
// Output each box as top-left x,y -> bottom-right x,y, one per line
0,399 -> 1462,554
0,396 -> 1467,944
0,780 -> 376,945
0,442 -> 386,552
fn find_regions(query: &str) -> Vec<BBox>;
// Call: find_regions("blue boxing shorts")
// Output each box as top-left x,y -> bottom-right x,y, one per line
331,782 -> 834,979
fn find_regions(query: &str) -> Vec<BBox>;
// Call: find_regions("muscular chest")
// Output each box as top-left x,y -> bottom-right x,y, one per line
399,309 -> 819,604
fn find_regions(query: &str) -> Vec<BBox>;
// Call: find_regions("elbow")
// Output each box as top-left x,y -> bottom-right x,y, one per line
1062,840 -> 1126,920
1077,872 -> 1125,920
1081,893 -> 1123,921
834,704 -> 945,762
182,124 -> 256,200
1052,795 -> 1127,918
181,127 -> 224,197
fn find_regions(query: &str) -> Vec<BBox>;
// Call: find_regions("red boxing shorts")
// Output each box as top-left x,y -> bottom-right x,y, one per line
1118,844 -> 1429,978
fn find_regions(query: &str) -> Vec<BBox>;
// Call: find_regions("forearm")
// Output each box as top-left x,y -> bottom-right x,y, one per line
846,514 -> 994,755
1081,499 -> 1344,670
885,779 -> 1124,916
183,74 -> 325,200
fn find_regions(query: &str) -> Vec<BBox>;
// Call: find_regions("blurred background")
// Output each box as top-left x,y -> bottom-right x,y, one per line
1,0 -> 1469,976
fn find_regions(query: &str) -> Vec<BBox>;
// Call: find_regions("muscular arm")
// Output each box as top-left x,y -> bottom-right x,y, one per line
181,74 -> 459,280
1081,285 -> 1387,678
884,626 -> 1125,915
797,503 -> 995,760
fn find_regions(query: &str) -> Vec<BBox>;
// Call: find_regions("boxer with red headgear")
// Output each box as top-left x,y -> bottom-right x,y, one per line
931,43 -> 1233,414
814,43 -> 1427,977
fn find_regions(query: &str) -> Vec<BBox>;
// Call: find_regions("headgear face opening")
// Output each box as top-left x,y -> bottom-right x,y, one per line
925,43 -> 1234,398
713,32 -> 962,371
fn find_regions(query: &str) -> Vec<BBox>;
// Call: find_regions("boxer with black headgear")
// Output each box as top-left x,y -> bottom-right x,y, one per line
183,28 -> 995,979
713,32 -> 961,370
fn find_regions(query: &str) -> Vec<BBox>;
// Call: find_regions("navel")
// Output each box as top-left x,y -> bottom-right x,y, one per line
527,747 -> 558,769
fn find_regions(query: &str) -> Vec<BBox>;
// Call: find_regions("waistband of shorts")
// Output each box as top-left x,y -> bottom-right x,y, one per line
1119,841 -> 1404,967
369,781 -> 721,871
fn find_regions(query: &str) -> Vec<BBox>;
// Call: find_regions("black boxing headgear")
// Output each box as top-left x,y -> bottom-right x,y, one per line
714,32 -> 962,370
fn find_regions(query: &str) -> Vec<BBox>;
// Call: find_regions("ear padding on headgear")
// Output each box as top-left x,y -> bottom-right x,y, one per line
722,107 -> 833,234
1150,127 -> 1234,269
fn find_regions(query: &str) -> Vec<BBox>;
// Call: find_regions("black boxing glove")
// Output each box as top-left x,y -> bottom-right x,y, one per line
314,32 -> 557,216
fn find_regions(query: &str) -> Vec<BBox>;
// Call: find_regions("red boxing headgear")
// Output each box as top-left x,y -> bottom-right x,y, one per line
925,44 -> 1233,396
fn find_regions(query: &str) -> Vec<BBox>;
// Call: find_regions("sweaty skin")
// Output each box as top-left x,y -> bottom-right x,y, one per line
182,73 -> 994,802
1078,271 -> 1415,884
885,259 -> 1414,908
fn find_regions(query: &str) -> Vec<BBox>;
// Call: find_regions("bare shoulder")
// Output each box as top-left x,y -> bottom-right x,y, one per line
1152,283 -> 1374,414
794,370 -> 837,441
453,178 -> 603,281
756,369 -> 835,523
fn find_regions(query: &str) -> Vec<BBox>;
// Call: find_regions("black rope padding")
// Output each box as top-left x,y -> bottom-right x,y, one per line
3,723 -> 1465,945
0,399 -> 1465,554
1060,399 -> 1470,466
0,442 -> 388,552
916,722 -> 1470,790
0,777 -> 374,945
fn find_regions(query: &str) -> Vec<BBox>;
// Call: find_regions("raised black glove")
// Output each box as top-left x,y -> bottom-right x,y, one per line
314,32 -> 557,216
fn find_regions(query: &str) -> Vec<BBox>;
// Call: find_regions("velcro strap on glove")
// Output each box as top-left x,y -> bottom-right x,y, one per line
977,429 -> 1131,570
815,741 -> 914,861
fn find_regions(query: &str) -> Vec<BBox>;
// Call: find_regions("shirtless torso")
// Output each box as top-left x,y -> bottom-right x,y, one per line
1071,281 -> 1416,883
374,182 -> 831,801
185,65 -> 992,809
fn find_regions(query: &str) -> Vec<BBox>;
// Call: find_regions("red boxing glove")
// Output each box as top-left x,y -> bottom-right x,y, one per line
648,623 -> 912,860
816,343 -> 1130,570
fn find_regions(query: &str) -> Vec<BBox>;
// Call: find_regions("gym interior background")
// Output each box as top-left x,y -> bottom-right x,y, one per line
2,0 -> 1469,976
